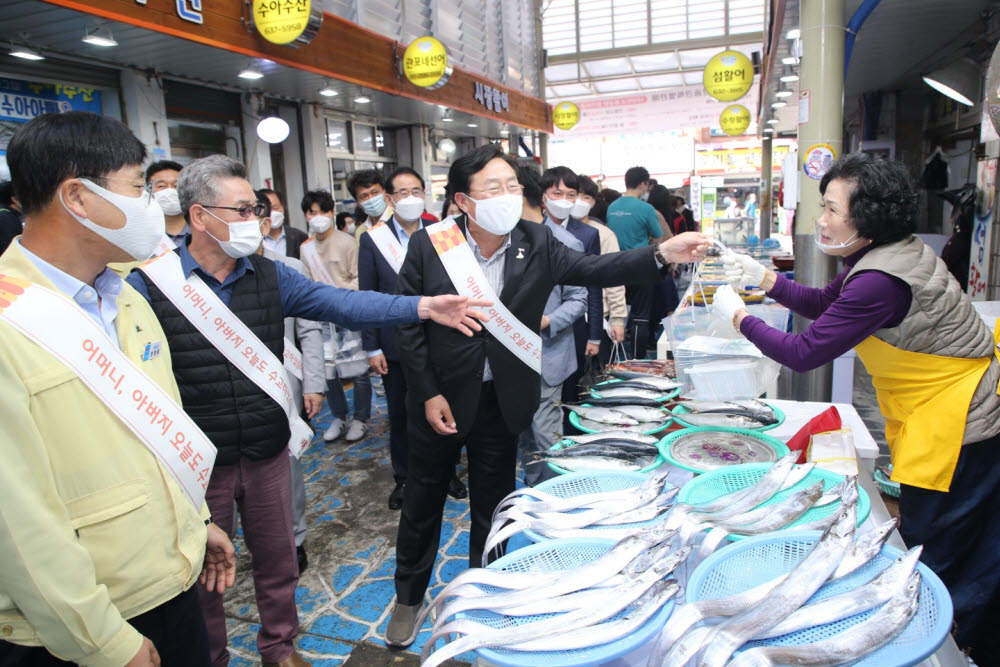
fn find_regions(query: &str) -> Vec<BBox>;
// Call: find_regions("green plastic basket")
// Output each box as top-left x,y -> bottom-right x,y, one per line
670,400 -> 785,432
658,426 -> 789,474
567,407 -> 673,436
874,467 -> 901,498
544,439 -> 666,475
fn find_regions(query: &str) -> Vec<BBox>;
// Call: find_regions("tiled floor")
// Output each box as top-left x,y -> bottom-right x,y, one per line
222,382 -> 476,666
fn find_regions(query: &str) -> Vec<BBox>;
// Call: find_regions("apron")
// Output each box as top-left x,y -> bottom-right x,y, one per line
854,321 -> 1000,492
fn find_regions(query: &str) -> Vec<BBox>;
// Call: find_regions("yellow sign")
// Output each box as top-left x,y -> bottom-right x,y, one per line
553,102 -> 580,130
720,104 -> 751,136
403,37 -> 452,89
703,50 -> 754,102
252,0 -> 322,47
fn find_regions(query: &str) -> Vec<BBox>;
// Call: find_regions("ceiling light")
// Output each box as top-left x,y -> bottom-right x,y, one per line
82,26 -> 117,47
786,29 -> 801,40
442,116 -> 454,122
10,45 -> 43,61
319,83 -> 338,97
766,118 -> 779,124
500,129 -> 510,136
776,90 -> 793,98
780,74 -> 799,82
771,101 -> 787,108
763,128 -> 775,133
238,68 -> 263,80
923,60 -> 978,106
467,122 -> 479,128
354,95 -> 371,103
256,116 -> 290,144
781,57 -> 798,66
438,138 -> 457,156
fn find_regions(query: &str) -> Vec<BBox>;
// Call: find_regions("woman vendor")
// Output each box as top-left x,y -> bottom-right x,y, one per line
712,152 -> 1000,663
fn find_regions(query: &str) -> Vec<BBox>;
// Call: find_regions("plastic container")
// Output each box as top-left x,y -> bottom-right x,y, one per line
659,427 -> 790,474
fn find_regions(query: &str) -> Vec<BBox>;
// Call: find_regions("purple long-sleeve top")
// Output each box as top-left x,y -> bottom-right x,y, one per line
739,245 -> 912,372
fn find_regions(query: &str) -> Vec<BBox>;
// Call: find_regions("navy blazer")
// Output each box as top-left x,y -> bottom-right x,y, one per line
358,217 -> 422,361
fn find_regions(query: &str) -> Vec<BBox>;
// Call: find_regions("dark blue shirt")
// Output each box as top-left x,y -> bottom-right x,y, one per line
126,243 -> 422,330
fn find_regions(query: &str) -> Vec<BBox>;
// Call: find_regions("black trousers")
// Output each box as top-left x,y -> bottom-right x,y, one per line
0,587 -> 209,667
383,360 -> 409,483
899,434 -> 1000,665
625,283 -> 655,359
394,382 -> 516,605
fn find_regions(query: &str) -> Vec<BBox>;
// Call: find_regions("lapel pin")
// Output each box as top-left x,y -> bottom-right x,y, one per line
516,247 -> 525,259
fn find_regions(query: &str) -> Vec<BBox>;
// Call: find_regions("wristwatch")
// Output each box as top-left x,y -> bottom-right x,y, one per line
654,245 -> 669,266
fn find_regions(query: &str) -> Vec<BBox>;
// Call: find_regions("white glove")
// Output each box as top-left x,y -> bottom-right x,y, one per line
723,253 -> 768,289
712,284 -> 748,330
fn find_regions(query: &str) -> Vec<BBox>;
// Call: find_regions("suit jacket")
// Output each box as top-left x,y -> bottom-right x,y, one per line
284,225 -> 308,260
541,222 -> 588,386
558,216 -> 603,341
358,216 -> 424,361
395,214 -> 662,436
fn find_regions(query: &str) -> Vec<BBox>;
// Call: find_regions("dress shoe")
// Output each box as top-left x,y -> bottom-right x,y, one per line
297,545 -> 308,573
262,650 -> 312,666
385,600 -> 423,648
448,475 -> 468,499
388,482 -> 405,510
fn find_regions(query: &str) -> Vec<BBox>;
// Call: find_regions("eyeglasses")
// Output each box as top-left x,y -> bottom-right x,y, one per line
469,184 -> 524,198
202,203 -> 266,219
392,188 -> 425,198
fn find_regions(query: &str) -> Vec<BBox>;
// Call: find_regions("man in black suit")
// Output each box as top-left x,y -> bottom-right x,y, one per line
358,166 -> 467,510
259,188 -> 308,259
385,144 -> 708,647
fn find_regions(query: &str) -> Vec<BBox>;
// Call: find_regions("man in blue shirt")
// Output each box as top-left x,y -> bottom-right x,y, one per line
606,166 -> 668,358
126,155 -> 485,667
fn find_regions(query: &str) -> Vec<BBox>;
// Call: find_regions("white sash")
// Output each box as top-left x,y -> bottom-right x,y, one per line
299,238 -> 336,286
366,221 -> 406,274
425,219 -> 541,374
0,276 -> 216,509
140,252 -> 314,459
283,336 -> 303,381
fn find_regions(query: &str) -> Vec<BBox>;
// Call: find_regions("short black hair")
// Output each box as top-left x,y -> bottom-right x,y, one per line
386,167 -> 425,193
0,181 -> 13,208
447,143 -> 518,196
577,174 -> 599,199
145,160 -> 183,184
624,166 -> 650,190
301,189 -> 334,215
647,184 -> 675,223
255,189 -> 272,218
517,165 -> 544,209
335,211 -> 353,231
540,165 -> 580,193
258,187 -> 283,206
600,188 -> 621,205
819,152 -> 918,247
8,111 -> 146,216
347,169 -> 385,199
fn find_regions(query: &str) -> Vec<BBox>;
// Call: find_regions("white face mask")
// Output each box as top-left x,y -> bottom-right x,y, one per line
203,209 -> 263,259
393,195 -> 425,222
464,193 -> 523,235
152,187 -> 182,217
61,178 -> 166,260
269,210 -> 284,228
308,215 -> 332,235
361,196 -> 387,218
544,195 -> 575,221
814,223 -> 861,254
570,199 -> 593,219
346,223 -> 357,234
640,190 -> 650,202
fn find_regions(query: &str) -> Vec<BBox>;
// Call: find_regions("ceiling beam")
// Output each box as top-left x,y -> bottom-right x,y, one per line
547,64 -> 706,87
547,33 -> 764,66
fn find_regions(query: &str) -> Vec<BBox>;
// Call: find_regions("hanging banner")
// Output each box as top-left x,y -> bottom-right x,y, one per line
703,50 -> 754,102
402,36 -> 452,89
719,104 -> 751,136
252,0 -> 323,47
553,101 -> 581,130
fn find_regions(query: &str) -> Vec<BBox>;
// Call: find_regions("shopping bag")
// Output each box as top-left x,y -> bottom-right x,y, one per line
327,324 -> 369,379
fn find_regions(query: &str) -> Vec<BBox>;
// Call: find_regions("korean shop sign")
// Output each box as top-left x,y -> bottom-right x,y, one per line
403,37 -> 452,89
252,0 -> 323,47
703,50 -> 753,102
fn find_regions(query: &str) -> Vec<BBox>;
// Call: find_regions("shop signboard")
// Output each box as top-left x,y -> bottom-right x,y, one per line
0,77 -> 102,125
402,37 -> 451,89
695,142 -> 791,175
703,50 -> 754,102
252,0 -> 322,47
969,157 -> 997,301
719,104 -> 751,136
553,102 -> 580,130
689,175 -> 702,222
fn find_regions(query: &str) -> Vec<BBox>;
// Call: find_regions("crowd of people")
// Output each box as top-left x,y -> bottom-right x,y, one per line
0,111 -> 707,666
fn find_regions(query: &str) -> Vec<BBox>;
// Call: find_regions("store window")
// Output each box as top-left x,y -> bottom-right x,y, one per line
325,116 -> 395,209
327,119 -> 350,151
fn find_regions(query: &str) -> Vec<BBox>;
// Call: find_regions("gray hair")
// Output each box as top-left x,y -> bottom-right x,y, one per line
177,154 -> 247,217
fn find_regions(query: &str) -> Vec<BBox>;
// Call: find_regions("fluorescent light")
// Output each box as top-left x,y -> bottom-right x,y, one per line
922,61 -> 978,107
763,128 -> 775,133
82,27 -> 117,47
441,116 -> 454,122
500,129 -> 510,136
354,95 -> 371,103
766,118 -> 779,124
781,56 -> 798,66
10,46 -> 43,61
786,29 -> 800,40
467,122 -> 479,128
256,117 -> 290,144
319,85 -> 338,97
238,68 -> 263,80
780,74 -> 799,82
771,101 -> 787,108
776,90 -> 793,98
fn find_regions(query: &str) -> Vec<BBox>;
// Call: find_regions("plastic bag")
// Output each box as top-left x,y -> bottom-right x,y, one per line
323,324 -> 369,379
577,354 -> 603,394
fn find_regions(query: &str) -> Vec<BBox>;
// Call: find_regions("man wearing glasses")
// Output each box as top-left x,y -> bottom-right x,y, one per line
386,144 -> 711,647
126,155 -> 488,667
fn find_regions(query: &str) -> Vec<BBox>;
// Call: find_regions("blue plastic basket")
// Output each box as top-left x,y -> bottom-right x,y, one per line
669,400 -> 785,432
544,440 -> 666,475
568,408 -> 673,435
659,427 -> 790,474
459,537 -> 676,667
677,463 -> 871,539
686,530 -> 953,667
523,472 -> 673,543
